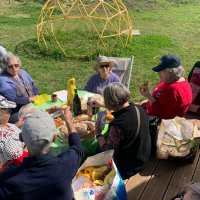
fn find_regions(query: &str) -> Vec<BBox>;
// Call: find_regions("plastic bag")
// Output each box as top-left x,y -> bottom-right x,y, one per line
72,150 -> 127,200
156,117 -> 197,160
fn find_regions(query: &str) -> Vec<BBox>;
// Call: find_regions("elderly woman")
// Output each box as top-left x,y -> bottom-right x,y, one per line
95,82 -> 151,179
171,182 -> 200,200
0,52 -> 38,123
84,55 -> 120,95
139,54 -> 192,119
0,95 -> 28,172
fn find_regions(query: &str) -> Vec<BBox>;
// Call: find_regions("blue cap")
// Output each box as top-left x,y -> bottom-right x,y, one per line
152,54 -> 180,72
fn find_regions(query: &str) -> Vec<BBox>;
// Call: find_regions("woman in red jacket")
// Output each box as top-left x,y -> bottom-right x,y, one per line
139,54 -> 192,120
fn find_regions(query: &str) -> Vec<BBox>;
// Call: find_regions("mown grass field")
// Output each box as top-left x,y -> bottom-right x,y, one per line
0,0 -> 200,102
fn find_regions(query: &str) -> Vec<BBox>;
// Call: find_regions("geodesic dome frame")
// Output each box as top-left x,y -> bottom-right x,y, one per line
37,0 -> 132,56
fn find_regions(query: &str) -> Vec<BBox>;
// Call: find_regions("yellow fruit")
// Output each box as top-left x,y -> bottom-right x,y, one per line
92,166 -> 108,181
104,169 -> 116,184
93,180 -> 104,186
76,172 -> 91,180
106,111 -> 114,121
84,167 -> 96,174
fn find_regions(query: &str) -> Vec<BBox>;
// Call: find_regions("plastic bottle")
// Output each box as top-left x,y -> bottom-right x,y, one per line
67,78 -> 76,109
73,89 -> 82,116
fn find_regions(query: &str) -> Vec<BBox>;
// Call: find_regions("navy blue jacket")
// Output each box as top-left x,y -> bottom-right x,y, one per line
0,133 -> 84,200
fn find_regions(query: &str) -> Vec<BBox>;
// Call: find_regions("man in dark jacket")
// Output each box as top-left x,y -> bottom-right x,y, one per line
0,107 -> 84,200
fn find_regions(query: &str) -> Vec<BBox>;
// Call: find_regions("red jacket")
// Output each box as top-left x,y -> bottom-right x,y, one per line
147,80 -> 192,119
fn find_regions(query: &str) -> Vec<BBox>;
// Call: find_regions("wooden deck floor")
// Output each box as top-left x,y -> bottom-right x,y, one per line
125,113 -> 200,200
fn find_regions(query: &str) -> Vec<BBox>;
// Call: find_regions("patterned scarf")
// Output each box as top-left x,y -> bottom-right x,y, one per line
11,73 -> 34,98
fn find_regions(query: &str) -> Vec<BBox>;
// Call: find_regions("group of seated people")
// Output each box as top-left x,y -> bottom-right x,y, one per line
0,44 -> 199,199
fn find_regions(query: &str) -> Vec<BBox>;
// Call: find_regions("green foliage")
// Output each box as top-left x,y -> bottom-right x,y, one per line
1,0 -> 200,102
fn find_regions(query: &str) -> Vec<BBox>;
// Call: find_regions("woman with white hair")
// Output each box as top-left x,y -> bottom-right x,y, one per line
0,52 -> 38,123
84,55 -> 120,95
95,82 -> 151,179
139,54 -> 192,119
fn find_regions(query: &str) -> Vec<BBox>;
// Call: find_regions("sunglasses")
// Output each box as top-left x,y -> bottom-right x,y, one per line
7,64 -> 20,69
99,64 -> 110,69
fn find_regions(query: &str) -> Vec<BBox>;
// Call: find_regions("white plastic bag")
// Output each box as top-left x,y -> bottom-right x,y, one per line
72,150 -> 127,200
156,117 -> 196,159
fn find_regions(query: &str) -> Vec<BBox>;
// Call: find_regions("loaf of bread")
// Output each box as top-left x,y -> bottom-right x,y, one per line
76,114 -> 91,121
74,122 -> 88,137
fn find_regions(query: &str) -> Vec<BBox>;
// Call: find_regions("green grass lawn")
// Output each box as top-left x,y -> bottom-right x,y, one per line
0,0 -> 200,102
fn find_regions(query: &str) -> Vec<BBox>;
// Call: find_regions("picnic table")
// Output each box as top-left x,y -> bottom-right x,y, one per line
125,112 -> 200,200
25,90 -> 99,157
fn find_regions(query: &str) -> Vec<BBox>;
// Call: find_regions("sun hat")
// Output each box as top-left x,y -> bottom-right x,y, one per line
0,124 -> 24,165
0,95 -> 16,109
21,110 -> 56,146
152,54 -> 180,72
94,55 -> 114,70
0,46 -> 7,58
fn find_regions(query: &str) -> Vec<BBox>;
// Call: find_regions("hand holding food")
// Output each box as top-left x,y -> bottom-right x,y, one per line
140,82 -> 148,92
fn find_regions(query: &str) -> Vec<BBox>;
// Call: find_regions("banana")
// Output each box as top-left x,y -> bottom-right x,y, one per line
104,169 -> 116,184
93,180 -> 104,186
84,166 -> 97,174
76,172 -> 91,180
92,166 -> 108,181
76,167 -> 97,180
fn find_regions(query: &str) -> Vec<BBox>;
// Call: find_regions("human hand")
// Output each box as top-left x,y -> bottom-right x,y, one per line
59,125 -> 69,140
139,86 -> 151,98
15,116 -> 25,128
29,95 -> 38,103
62,106 -> 76,134
91,98 -> 104,107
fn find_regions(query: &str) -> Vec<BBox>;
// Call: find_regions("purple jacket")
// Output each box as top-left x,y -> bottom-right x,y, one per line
84,71 -> 120,94
0,69 -> 38,112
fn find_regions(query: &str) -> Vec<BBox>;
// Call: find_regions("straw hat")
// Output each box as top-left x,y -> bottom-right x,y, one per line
94,56 -> 114,70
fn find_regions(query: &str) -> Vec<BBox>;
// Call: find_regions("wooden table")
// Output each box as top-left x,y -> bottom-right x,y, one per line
125,112 -> 200,200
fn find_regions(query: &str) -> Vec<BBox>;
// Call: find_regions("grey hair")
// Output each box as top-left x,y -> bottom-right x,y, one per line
0,52 -> 21,71
185,182 -> 200,200
165,66 -> 184,82
103,82 -> 130,110
26,139 -> 51,155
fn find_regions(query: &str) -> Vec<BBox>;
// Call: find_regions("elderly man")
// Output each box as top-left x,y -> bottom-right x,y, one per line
0,107 -> 84,200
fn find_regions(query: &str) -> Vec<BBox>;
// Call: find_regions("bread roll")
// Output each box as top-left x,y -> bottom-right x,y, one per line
74,122 -> 88,136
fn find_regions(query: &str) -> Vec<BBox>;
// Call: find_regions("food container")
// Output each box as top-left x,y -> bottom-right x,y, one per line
34,94 -> 50,106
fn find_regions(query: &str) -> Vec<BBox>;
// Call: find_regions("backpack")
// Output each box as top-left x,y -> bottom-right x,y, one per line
188,61 -> 200,114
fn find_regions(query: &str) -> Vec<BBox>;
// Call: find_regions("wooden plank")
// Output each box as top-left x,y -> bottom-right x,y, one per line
163,150 -> 200,200
191,150 -> 200,182
126,156 -> 159,200
139,160 -> 177,200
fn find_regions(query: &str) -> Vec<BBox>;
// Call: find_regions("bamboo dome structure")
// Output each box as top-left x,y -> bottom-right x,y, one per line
37,0 -> 132,56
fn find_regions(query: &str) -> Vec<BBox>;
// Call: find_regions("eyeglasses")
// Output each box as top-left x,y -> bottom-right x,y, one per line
7,64 -> 20,69
99,64 -> 110,69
